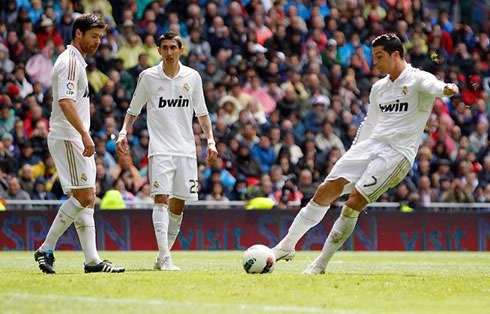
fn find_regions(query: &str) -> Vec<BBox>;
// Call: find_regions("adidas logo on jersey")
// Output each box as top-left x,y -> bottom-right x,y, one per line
159,96 -> 189,108
379,99 -> 408,113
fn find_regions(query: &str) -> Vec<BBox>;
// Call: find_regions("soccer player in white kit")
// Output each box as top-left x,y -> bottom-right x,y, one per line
34,14 -> 124,274
272,34 -> 459,274
116,31 -> 218,270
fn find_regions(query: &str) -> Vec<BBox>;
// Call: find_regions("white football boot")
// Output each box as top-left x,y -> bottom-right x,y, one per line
271,246 -> 296,262
154,256 -> 181,271
302,257 -> 326,275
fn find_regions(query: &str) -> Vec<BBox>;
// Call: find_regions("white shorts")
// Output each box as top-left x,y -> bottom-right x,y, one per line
148,155 -> 198,201
48,136 -> 96,194
326,139 -> 412,203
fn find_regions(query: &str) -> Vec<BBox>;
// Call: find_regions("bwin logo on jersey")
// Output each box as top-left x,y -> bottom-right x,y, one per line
379,99 -> 408,112
158,95 -> 189,108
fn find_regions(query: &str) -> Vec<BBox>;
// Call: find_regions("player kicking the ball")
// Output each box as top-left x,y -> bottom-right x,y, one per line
272,34 -> 459,274
116,31 -> 217,270
35,14 -> 124,274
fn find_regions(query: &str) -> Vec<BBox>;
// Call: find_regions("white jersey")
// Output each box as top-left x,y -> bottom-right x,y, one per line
127,62 -> 208,159
49,45 -> 90,141
355,63 -> 446,164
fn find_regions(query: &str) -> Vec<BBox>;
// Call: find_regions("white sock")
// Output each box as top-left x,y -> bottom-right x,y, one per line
168,211 -> 183,250
74,208 -> 102,265
39,197 -> 84,252
277,201 -> 330,251
317,206 -> 360,267
153,204 -> 170,260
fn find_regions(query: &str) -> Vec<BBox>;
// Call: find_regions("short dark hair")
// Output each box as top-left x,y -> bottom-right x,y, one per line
371,33 -> 404,58
158,31 -> 183,48
72,13 -> 105,40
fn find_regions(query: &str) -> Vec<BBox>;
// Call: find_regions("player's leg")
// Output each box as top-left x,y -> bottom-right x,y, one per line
73,188 -> 125,273
168,197 -> 185,250
273,141 -> 374,261
72,188 -> 101,264
167,156 -> 198,250
272,178 -> 348,261
303,189 -> 367,274
304,146 -> 411,274
35,138 -> 90,273
149,155 -> 180,270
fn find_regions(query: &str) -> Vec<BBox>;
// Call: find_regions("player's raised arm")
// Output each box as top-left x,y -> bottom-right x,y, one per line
419,71 -> 459,97
116,72 -> 150,155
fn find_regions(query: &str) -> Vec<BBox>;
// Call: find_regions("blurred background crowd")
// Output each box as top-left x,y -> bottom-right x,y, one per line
0,0 -> 488,210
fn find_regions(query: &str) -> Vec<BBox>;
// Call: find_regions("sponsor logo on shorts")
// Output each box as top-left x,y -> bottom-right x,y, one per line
65,81 -> 75,96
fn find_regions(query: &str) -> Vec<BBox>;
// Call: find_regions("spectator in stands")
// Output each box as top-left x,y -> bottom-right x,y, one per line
36,18 -> 64,51
26,45 -> 54,89
135,182 -> 152,206
469,122 -> 488,153
1,177 -> 30,209
19,163 -> 34,194
233,141 -> 263,179
12,66 -> 33,98
31,176 -> 56,200
441,178 -> 474,203
0,99 -> 15,139
205,182 -> 230,206
251,135 -> 275,174
297,168 -> 318,206
315,121 -> 345,154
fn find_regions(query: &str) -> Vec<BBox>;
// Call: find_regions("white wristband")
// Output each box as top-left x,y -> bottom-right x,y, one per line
119,130 -> 127,137
207,138 -> 216,145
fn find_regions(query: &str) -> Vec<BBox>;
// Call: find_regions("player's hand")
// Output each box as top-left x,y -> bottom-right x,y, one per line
81,132 -> 95,157
443,83 -> 459,96
206,142 -> 218,165
116,133 -> 129,155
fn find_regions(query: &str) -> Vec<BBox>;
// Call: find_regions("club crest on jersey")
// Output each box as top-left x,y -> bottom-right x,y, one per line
81,173 -> 87,181
183,83 -> 190,91
153,180 -> 159,189
158,86 -> 164,92
65,81 -> 75,96
402,86 -> 408,95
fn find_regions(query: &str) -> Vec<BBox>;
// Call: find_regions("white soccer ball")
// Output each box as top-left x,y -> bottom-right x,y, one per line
242,244 -> 275,274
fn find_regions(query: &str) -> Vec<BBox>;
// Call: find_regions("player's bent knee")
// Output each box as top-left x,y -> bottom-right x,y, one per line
345,189 -> 368,212
73,189 -> 95,208
314,178 -> 348,205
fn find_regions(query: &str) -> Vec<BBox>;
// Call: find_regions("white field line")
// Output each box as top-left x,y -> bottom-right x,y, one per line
2,292 -> 361,313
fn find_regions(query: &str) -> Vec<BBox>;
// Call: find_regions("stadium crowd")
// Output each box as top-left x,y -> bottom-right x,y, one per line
0,0 -> 488,209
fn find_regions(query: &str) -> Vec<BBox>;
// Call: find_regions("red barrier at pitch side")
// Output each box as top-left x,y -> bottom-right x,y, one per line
1,209 -> 489,251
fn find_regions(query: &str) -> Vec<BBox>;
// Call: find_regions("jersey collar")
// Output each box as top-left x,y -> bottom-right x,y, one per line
158,61 -> 185,80
67,45 -> 87,68
391,62 -> 411,84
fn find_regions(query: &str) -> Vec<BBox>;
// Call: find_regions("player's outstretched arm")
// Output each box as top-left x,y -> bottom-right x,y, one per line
197,114 -> 218,165
116,113 -> 138,155
59,98 -> 94,157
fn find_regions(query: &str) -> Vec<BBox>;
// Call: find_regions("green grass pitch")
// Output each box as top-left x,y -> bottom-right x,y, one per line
0,251 -> 488,313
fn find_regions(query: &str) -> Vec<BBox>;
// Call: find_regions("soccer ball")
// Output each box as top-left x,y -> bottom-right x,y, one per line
242,244 -> 275,274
